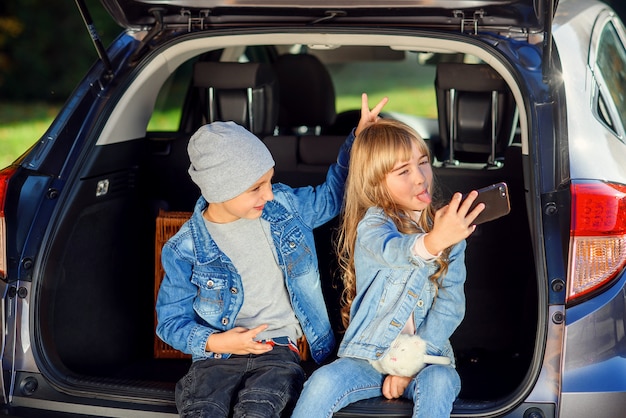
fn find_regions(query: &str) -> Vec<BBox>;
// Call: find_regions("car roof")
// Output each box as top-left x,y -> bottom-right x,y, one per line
100,0 -> 554,33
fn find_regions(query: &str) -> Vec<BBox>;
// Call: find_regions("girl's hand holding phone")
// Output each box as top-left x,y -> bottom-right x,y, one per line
423,191 -> 485,255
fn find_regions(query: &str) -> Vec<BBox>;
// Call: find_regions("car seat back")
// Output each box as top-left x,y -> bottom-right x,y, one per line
273,53 -> 337,135
190,61 -> 279,137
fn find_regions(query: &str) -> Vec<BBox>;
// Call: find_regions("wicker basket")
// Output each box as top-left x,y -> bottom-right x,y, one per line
154,210 -> 193,359
153,209 -> 309,361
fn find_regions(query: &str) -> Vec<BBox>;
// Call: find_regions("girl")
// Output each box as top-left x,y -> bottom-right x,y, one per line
292,119 -> 484,418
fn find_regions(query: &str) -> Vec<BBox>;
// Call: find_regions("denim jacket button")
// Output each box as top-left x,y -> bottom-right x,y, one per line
221,317 -> 229,325
230,287 -> 238,294
289,242 -> 296,248
417,300 -> 424,307
214,353 -> 222,359
207,280 -> 214,287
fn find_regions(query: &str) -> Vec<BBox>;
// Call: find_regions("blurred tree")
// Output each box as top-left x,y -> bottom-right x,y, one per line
0,5 -> 24,90
0,0 -> 119,102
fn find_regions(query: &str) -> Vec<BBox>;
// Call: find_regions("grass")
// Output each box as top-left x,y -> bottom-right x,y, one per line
0,103 -> 61,169
330,59 -> 437,117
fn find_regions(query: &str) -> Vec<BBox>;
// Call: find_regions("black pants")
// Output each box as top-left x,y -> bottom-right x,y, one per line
175,346 -> 305,418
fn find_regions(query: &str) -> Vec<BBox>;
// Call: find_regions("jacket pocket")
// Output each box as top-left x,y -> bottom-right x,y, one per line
191,272 -> 228,316
281,227 -> 313,277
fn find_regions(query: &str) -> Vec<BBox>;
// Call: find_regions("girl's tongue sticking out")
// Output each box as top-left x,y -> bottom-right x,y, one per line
417,189 -> 432,204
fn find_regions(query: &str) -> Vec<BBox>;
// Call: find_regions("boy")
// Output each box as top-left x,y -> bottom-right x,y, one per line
156,94 -> 387,417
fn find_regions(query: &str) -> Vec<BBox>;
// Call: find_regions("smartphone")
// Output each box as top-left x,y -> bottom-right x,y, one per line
465,182 -> 511,225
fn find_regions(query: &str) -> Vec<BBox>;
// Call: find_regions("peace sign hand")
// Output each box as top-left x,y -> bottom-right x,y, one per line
355,93 -> 389,137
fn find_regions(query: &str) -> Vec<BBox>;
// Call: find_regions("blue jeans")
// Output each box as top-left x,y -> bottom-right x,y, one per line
175,346 -> 305,417
291,357 -> 460,418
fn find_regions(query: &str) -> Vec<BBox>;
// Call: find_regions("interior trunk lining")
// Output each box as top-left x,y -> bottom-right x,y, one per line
36,132 -> 537,412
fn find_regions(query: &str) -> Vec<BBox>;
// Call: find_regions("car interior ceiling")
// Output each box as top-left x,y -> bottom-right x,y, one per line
39,46 -> 537,407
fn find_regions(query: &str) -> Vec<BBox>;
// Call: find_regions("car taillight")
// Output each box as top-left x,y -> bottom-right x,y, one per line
567,180 -> 626,303
0,166 -> 16,280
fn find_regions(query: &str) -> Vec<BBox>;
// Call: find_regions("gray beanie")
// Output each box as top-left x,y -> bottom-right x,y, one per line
188,121 -> 275,203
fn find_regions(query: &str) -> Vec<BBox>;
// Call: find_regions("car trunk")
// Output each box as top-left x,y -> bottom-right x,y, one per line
32,10 -> 540,412
34,129 -> 536,417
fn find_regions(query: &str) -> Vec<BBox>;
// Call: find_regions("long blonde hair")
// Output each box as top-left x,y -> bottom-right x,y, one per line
337,119 -> 450,329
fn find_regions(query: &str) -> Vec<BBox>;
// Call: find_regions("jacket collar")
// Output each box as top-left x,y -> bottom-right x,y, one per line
188,194 -> 292,263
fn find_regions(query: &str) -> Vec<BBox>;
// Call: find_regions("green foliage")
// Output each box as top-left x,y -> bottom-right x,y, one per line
0,15 -> 24,88
0,0 -> 119,102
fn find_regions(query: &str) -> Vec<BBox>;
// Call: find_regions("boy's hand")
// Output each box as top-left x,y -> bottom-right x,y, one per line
382,375 -> 412,399
355,93 -> 389,137
205,324 -> 273,355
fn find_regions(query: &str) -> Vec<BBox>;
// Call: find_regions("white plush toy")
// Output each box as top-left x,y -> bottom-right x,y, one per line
369,334 -> 451,377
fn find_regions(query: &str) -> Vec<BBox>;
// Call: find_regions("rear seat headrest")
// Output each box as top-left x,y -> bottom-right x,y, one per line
193,62 -> 278,137
435,63 -> 518,166
273,54 -> 336,131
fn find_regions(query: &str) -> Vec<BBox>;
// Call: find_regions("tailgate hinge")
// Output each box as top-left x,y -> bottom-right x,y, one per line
130,8 -> 165,64
453,9 -> 485,35
181,9 -> 211,32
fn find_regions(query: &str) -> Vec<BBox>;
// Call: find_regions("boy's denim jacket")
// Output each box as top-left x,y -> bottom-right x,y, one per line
338,207 -> 466,365
156,132 -> 354,364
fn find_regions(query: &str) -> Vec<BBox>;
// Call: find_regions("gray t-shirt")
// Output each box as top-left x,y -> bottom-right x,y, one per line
204,216 -> 302,343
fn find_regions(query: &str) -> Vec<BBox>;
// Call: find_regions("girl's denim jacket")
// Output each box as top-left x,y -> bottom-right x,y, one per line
156,132 -> 354,364
338,207 -> 466,365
